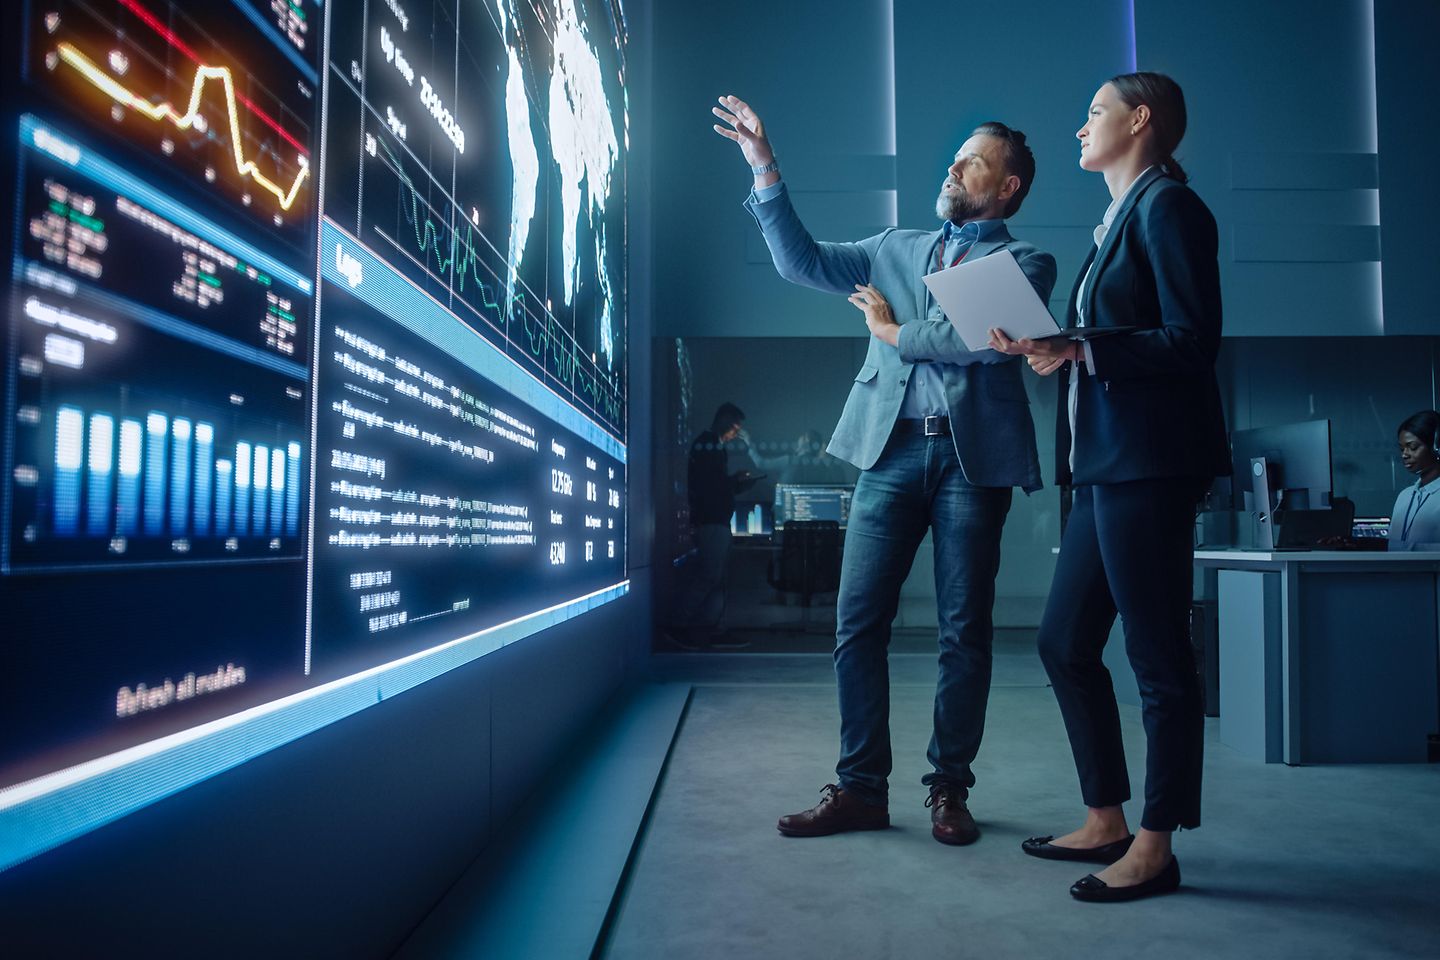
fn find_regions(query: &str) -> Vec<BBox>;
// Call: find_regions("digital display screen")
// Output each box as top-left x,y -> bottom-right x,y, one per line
0,0 -> 628,868
774,484 -> 853,528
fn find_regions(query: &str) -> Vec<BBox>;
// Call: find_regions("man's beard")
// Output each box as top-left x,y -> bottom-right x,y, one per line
936,181 -> 995,224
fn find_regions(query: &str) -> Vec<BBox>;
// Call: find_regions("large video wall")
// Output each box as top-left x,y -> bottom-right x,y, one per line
0,0 -> 628,868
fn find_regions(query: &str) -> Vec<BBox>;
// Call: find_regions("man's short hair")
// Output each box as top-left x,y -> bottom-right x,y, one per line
712,402 -> 745,432
972,121 -> 1035,218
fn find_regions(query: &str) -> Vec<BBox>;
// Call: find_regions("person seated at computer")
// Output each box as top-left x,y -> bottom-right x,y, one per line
1390,410 -> 1440,551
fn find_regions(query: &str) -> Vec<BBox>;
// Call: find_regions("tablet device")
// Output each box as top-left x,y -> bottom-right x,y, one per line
1033,325 -> 1142,341
925,250 -> 1059,351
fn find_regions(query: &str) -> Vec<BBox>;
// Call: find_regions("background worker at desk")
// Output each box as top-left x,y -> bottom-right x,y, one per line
1390,409 -> 1440,551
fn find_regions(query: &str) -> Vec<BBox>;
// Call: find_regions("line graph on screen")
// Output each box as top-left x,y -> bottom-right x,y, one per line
35,0 -> 315,229
54,42 -> 310,210
369,133 -> 624,427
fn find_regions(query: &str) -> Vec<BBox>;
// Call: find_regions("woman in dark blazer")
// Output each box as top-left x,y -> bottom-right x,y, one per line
990,72 -> 1228,902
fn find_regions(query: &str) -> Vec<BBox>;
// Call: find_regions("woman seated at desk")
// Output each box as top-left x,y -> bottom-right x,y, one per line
1390,409 -> 1440,551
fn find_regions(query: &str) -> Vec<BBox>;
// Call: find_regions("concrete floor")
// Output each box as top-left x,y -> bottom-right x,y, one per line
605,633 -> 1440,959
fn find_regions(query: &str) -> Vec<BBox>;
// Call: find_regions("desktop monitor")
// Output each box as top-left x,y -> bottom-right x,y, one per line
774,484 -> 853,529
1230,420 -> 1333,511
1352,517 -> 1391,541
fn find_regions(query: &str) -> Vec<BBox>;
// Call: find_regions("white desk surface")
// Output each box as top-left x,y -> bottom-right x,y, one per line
1193,549 -> 1440,563
1048,547 -> 1440,562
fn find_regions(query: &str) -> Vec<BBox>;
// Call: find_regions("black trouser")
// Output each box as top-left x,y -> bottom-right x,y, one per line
1037,479 -> 1206,832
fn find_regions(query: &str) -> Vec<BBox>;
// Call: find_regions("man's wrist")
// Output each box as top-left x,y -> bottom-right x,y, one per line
750,156 -> 779,175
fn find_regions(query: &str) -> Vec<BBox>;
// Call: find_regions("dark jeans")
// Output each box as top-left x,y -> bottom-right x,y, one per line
1037,480 -> 1206,832
674,524 -> 732,631
833,431 -> 1012,805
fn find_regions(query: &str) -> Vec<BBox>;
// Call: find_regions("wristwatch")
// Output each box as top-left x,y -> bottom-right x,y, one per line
750,158 -> 780,176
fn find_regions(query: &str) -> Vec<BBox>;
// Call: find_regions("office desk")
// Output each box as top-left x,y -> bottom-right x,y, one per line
1193,550 -> 1440,764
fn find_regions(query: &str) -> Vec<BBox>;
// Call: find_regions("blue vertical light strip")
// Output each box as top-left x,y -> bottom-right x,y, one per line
53,407 -> 84,536
85,413 -> 115,537
116,419 -> 142,536
234,442 -> 252,535
1126,0 -> 1138,71
193,423 -> 214,536
215,459 -> 234,536
268,447 -> 285,536
252,444 -> 270,533
285,442 -> 301,536
144,413 -> 168,536
169,418 -> 192,536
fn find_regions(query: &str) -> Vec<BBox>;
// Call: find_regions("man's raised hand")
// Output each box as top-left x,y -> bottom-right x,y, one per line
712,95 -> 774,169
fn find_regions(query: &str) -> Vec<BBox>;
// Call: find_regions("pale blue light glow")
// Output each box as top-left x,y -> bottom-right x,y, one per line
117,419 -> 142,536
252,444 -> 269,533
144,413 -> 167,536
194,423 -> 214,536
215,459 -> 233,536
285,443 -> 301,536
169,418 -> 192,536
234,441 -> 251,536
269,446 -> 285,536
86,413 -> 114,536
53,407 -> 84,536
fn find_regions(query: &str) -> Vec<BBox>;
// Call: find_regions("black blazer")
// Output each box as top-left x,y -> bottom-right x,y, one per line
1055,169 -> 1230,486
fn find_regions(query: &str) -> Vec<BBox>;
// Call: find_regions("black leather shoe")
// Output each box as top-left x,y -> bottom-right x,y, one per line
925,786 -> 979,846
1021,833 -> 1134,864
777,784 -> 889,837
1070,856 -> 1181,902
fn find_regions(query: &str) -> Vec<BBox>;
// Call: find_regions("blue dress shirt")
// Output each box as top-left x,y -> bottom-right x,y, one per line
754,176 -> 1004,421
898,217 -> 1006,419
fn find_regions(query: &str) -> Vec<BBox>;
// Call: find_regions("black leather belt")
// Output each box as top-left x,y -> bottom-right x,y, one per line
894,415 -> 951,437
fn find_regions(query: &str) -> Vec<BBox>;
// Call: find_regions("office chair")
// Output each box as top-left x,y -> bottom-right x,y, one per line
766,519 -> 842,632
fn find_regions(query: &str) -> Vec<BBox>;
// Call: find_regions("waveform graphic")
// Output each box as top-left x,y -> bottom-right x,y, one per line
55,42 -> 310,211
378,139 -> 518,308
376,139 -> 621,425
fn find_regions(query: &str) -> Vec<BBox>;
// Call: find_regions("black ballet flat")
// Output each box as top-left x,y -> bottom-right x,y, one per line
1020,833 -> 1134,864
1069,856 -> 1181,903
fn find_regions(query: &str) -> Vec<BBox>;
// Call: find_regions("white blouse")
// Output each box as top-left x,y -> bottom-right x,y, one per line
1388,475 -> 1440,551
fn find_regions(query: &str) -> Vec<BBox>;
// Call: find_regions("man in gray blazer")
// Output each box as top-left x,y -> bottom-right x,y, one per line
713,95 -> 1056,845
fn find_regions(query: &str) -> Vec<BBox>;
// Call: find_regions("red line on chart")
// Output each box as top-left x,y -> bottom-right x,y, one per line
114,0 -> 309,155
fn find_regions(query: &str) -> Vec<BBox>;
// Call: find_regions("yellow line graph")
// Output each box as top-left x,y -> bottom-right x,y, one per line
55,42 -> 310,211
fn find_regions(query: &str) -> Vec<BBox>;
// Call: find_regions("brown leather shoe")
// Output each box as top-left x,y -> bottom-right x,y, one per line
777,784 -> 889,837
926,785 -> 979,845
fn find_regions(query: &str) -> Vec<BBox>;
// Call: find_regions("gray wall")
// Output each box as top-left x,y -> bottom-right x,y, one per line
652,0 -> 897,340
1374,0 -> 1440,334
658,0 -> 1429,339
1221,337 -> 1439,517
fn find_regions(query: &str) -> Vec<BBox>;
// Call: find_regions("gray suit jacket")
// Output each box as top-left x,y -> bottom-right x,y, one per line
745,185 -> 1055,492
